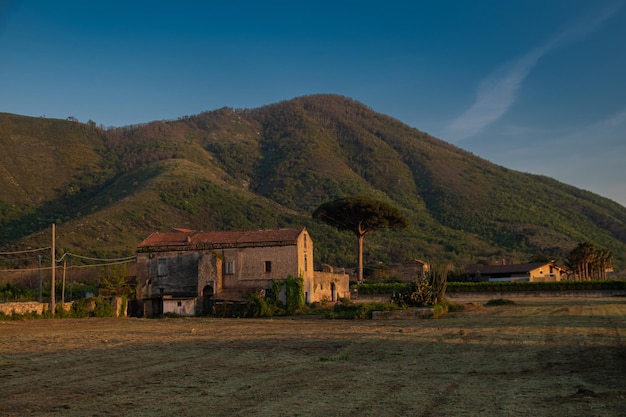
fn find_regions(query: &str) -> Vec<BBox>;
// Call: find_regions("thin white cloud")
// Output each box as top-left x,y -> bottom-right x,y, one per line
445,2 -> 623,143
477,106 -> 626,206
542,106 -> 626,149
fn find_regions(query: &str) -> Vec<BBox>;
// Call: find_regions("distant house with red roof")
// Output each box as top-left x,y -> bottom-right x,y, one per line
134,227 -> 349,316
467,261 -> 567,282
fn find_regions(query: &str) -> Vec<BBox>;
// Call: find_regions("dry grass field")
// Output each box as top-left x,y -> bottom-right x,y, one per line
1,297 -> 625,416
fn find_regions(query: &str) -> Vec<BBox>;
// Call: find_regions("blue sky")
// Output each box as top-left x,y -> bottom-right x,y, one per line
1,1 -> 625,206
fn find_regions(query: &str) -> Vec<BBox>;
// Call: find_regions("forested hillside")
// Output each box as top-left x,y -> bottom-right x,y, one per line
1,95 -> 625,275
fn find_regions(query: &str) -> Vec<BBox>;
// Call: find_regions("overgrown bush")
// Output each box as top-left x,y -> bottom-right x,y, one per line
70,297 -> 115,317
70,298 -> 91,318
324,300 -> 399,319
244,292 -> 280,317
0,283 -> 37,302
93,297 -> 114,317
389,268 -> 448,307
432,300 -> 464,318
353,282 -> 411,295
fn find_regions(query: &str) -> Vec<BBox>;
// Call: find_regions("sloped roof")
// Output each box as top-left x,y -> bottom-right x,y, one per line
467,262 -> 560,275
137,227 -> 306,252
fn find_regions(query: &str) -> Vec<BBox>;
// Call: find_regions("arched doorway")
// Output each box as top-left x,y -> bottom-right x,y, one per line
202,285 -> 214,315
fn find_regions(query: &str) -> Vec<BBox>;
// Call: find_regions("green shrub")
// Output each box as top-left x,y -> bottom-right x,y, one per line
324,301 -> 398,319
70,298 -> 91,318
93,297 -> 114,317
446,301 -> 465,313
432,303 -> 447,318
0,283 -> 38,302
70,297 -> 114,317
429,300 -> 463,318
244,292 -> 279,317
353,282 -> 412,295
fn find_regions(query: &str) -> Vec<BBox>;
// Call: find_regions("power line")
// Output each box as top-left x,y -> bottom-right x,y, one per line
0,251 -> 136,273
0,266 -> 53,273
0,247 -> 51,255
0,255 -> 44,262
58,252 -> 136,263
0,258 -> 136,273
66,259 -> 136,268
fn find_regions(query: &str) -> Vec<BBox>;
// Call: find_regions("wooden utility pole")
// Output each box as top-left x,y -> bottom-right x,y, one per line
61,259 -> 67,312
50,224 -> 56,316
38,255 -> 42,303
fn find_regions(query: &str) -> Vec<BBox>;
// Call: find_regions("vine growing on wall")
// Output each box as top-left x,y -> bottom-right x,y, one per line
285,275 -> 305,313
271,275 -> 304,314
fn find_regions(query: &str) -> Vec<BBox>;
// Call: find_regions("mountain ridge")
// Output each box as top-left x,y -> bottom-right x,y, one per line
1,94 -> 625,275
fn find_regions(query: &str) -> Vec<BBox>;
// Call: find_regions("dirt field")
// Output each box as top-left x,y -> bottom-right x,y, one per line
1,297 -> 625,416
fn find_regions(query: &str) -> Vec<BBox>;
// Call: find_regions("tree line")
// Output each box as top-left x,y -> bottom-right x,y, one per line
567,242 -> 612,280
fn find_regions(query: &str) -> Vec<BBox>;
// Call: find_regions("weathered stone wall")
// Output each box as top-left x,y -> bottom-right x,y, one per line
110,296 -> 127,317
162,297 -> 197,316
309,271 -> 350,303
221,245 -> 300,288
197,253 -> 221,296
447,290 -> 626,299
137,251 -> 206,298
388,260 -> 430,282
0,302 -> 47,315
0,301 -> 73,315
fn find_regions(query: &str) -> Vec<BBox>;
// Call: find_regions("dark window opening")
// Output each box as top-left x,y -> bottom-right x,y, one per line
158,258 -> 167,276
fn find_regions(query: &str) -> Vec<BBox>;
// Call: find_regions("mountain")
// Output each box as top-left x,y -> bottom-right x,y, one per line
1,94 -> 625,276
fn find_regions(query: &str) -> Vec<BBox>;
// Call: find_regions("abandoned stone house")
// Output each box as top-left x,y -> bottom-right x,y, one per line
388,259 -> 430,282
134,227 -> 349,316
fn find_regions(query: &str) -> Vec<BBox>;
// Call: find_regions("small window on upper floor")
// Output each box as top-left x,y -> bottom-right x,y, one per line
158,258 -> 167,276
225,261 -> 235,275
264,261 -> 272,273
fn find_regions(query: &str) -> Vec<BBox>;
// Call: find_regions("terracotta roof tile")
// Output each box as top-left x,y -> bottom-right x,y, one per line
137,227 -> 306,250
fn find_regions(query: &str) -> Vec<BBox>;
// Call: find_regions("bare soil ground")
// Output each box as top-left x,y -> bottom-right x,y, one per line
1,297 -> 625,417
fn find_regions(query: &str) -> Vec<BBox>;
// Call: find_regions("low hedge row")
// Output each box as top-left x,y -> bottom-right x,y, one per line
352,283 -> 412,295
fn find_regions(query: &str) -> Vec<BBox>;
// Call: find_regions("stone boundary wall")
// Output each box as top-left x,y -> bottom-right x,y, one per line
446,290 -> 626,299
0,302 -> 47,315
354,289 -> 626,303
0,302 -> 74,315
